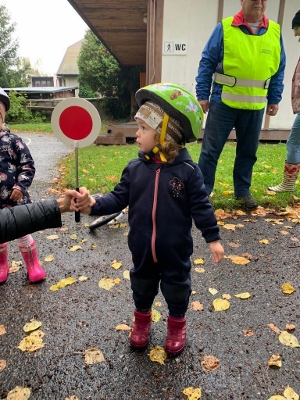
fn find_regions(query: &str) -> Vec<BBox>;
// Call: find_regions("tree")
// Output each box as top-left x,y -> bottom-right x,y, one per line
0,4 -> 19,87
78,30 -> 144,120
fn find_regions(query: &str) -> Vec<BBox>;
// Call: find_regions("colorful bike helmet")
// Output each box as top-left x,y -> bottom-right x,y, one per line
135,83 -> 203,143
0,88 -> 10,111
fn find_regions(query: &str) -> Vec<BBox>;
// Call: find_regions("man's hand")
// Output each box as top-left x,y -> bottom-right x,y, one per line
199,100 -> 209,113
266,104 -> 279,116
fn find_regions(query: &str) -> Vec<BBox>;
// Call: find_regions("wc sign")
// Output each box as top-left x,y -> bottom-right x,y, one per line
163,41 -> 187,55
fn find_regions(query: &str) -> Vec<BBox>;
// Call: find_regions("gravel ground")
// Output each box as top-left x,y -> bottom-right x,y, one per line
0,132 -> 300,400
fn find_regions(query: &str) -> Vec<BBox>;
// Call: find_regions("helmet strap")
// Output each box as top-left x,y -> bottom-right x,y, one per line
143,113 -> 169,163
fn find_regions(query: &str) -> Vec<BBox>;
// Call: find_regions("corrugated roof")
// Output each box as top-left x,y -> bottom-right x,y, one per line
3,87 -> 78,93
57,39 -> 84,75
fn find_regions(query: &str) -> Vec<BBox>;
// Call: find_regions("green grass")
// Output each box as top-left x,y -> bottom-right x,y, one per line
9,122 -> 297,211
55,140 -> 297,211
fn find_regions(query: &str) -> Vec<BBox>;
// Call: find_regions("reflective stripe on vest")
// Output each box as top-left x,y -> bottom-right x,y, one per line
217,17 -> 281,110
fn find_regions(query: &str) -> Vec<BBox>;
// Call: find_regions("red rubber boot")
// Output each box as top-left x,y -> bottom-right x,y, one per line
0,243 -> 9,283
130,310 -> 152,349
19,241 -> 46,283
165,315 -> 186,355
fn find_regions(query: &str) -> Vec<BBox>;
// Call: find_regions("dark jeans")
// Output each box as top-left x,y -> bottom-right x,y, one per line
198,101 -> 265,196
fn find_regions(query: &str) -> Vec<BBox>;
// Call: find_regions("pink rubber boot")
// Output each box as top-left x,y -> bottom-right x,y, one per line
0,243 -> 10,283
19,241 -> 46,283
130,310 -> 152,349
165,315 -> 187,355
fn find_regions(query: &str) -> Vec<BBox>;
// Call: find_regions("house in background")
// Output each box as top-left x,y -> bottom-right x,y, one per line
56,39 -> 83,96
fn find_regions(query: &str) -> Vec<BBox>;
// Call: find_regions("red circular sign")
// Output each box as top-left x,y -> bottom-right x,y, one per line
59,106 -> 93,140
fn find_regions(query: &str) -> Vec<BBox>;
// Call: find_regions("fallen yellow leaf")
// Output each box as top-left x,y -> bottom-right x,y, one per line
50,277 -> 76,291
23,319 -> 42,333
111,260 -> 122,270
194,267 -> 205,273
148,346 -> 167,365
6,386 -> 31,400
98,278 -> 120,290
115,324 -> 131,331
151,309 -> 161,322
201,355 -> 220,371
193,258 -> 204,265
278,331 -> 300,348
234,292 -> 251,299
84,348 -> 105,364
182,386 -> 202,400
190,301 -> 204,311
44,254 -> 54,262
0,359 -> 6,372
267,354 -> 282,368
281,282 -> 296,294
259,239 -> 269,244
225,255 -> 250,265
46,234 -> 59,240
123,270 -> 130,280
283,386 -> 299,400
68,245 -> 82,252
213,298 -> 230,311
208,288 -> 218,295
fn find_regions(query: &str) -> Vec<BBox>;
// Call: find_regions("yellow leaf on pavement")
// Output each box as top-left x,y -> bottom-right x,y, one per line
23,319 -> 42,333
69,245 -> 82,252
209,288 -> 218,295
98,278 -> 120,290
267,397 -> 287,400
44,254 -> 54,262
201,355 -> 220,371
0,359 -> 6,372
148,346 -> 167,365
111,260 -> 122,270
281,282 -> 296,294
278,331 -> 300,348
234,292 -> 251,299
194,258 -> 204,265
190,301 -> 204,311
6,386 -> 31,400
84,348 -> 105,364
123,270 -> 130,280
213,298 -> 230,311
268,323 -> 281,334
70,234 -> 78,239
225,255 -> 250,265
182,386 -> 202,400
47,234 -> 59,240
0,325 -> 6,335
259,239 -> 269,244
17,329 -> 45,352
50,277 -> 76,291
78,276 -> 88,282
223,224 -> 236,231
195,267 -> 205,273
115,324 -> 131,331
267,354 -> 282,368
152,309 -> 161,322
283,386 -> 299,400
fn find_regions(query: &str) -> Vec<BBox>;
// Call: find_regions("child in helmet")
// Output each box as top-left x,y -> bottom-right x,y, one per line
77,83 -> 224,355
0,88 -> 47,284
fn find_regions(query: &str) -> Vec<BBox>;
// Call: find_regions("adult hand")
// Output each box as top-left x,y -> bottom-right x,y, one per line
266,104 -> 279,116
10,188 -> 23,202
199,100 -> 210,113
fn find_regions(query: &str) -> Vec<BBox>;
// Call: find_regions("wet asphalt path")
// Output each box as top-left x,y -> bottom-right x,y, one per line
0,132 -> 300,399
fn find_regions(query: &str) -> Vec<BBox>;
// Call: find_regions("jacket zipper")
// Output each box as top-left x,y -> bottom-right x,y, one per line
151,168 -> 160,262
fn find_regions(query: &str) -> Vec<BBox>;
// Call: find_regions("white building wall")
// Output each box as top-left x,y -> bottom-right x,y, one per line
161,0 -> 300,130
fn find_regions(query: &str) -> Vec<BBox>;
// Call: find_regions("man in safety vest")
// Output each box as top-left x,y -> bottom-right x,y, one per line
195,0 -> 286,209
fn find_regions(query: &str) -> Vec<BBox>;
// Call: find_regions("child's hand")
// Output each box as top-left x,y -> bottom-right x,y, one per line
209,240 -> 224,263
10,188 -> 23,202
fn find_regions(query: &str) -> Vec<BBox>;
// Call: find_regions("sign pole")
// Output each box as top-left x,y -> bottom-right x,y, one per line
75,142 -> 80,222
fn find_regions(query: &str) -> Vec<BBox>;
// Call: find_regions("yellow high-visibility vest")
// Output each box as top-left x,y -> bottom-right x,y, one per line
214,16 -> 281,110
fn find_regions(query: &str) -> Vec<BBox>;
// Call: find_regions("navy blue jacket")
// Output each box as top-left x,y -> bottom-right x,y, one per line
91,148 -> 220,264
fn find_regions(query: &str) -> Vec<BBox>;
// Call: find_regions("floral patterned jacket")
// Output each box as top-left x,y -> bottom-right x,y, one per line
0,128 -> 35,208
292,57 -> 300,114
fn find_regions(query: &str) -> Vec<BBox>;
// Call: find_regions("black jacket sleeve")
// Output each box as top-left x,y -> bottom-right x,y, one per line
0,200 -> 62,243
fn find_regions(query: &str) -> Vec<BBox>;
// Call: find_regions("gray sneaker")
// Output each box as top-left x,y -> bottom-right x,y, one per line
235,194 -> 258,210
